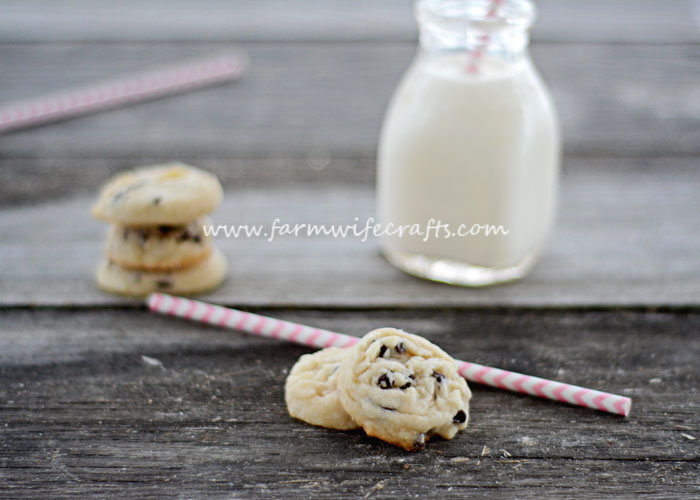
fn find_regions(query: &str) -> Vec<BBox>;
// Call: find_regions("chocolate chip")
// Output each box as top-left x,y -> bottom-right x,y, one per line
378,345 -> 388,358
432,371 -> 445,383
192,235 -> 202,244
414,434 -> 426,451
381,406 -> 396,412
409,374 -> 415,380
399,382 -> 412,390
154,279 -> 172,289
453,410 -> 467,424
137,229 -> 149,243
153,196 -> 162,206
158,225 -> 176,235
377,373 -> 392,389
395,342 -> 406,354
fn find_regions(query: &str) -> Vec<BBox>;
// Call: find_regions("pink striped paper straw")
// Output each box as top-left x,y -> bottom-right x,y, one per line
0,53 -> 248,134
466,0 -> 504,74
147,293 -> 632,417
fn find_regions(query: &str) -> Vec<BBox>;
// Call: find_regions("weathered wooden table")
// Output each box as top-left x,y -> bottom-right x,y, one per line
1,1 -> 699,498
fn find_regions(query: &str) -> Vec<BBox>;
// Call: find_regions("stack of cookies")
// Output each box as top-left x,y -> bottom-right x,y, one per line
92,162 -> 227,296
285,327 -> 472,451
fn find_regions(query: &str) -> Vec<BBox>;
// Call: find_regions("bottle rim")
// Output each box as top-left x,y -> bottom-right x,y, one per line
415,0 -> 536,30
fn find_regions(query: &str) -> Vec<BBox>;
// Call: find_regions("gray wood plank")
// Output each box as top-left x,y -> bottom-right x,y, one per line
0,0 -> 697,43
0,156 -> 375,207
1,159 -> 698,308
1,308 -> 699,498
0,43 -> 698,157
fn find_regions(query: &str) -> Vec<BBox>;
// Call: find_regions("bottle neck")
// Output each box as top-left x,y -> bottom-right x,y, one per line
415,0 -> 535,62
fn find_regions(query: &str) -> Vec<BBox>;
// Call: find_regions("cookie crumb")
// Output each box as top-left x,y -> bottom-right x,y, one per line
363,480 -> 386,499
518,436 -> 537,446
414,433 -> 426,451
142,355 -> 165,370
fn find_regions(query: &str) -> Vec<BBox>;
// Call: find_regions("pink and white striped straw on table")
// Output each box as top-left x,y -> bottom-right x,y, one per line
0,53 -> 248,134
147,293 -> 632,417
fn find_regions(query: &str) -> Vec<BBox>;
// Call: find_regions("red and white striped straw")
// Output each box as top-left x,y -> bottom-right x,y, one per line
147,293 -> 632,417
0,53 -> 248,135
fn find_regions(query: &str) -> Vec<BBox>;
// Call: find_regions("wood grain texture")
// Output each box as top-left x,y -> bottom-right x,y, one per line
0,156 -> 376,206
1,160 -> 698,308
1,1 -> 699,496
1,308 -> 699,499
0,0 -> 697,43
0,43 -> 698,157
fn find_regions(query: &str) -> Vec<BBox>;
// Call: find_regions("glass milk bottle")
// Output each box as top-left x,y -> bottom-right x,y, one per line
377,0 -> 560,286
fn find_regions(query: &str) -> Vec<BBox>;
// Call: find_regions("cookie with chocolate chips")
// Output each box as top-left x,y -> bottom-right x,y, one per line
106,217 -> 213,271
96,247 -> 227,296
285,348 -> 359,431
92,162 -> 223,225
338,328 -> 471,451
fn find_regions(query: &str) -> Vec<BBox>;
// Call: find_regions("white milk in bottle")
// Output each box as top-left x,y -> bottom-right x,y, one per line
377,0 -> 560,286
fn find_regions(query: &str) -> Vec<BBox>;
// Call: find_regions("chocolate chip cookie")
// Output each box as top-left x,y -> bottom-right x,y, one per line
285,347 -> 359,431
338,328 -> 471,451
